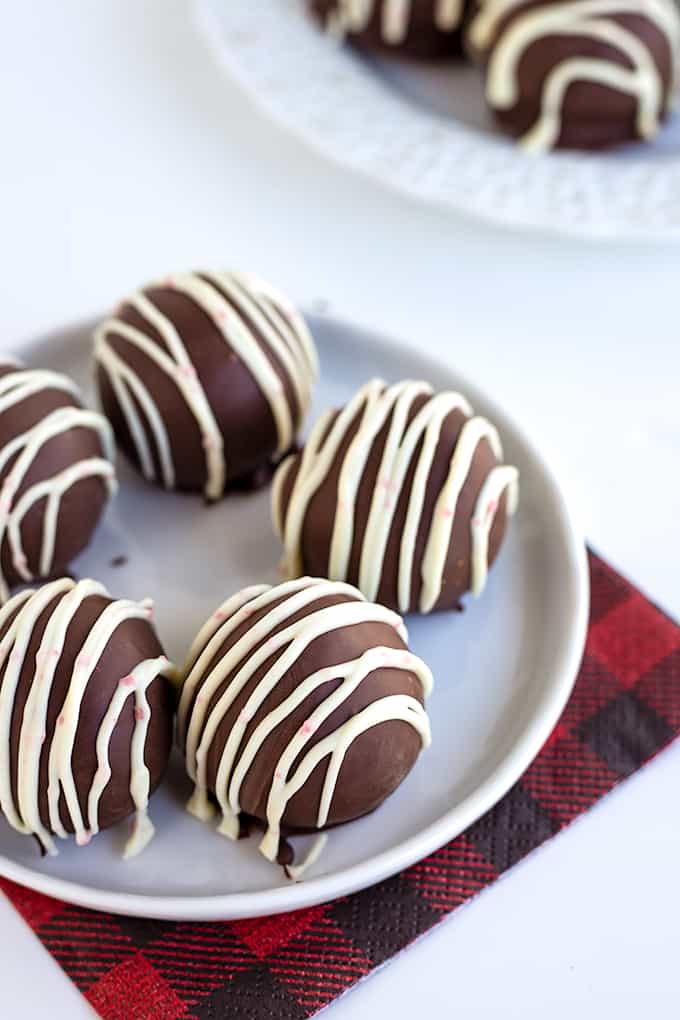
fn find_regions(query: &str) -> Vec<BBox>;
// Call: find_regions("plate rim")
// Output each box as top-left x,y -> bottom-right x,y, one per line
0,314 -> 590,920
193,0 -> 680,241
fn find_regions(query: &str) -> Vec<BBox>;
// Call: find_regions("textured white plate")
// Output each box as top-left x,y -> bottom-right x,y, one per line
0,314 -> 588,920
195,0 -> 680,239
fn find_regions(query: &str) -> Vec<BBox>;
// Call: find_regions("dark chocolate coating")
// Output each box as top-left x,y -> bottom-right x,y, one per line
182,588 -> 426,833
0,363 -> 111,593
96,275 -> 309,496
1,585 -> 173,842
275,386 -> 509,613
310,0 -> 468,58
468,2 -> 675,150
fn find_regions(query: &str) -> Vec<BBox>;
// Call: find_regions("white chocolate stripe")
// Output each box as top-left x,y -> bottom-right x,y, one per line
331,381 -> 425,582
0,370 -> 80,412
383,0 -> 412,42
253,293 -> 318,388
0,578 -> 173,856
95,271 -> 316,499
358,389 -> 472,610
182,580 -> 431,870
8,459 -> 116,582
419,415 -> 503,613
89,654 -> 169,858
470,0 -> 680,47
47,597 -> 155,845
179,578 -> 349,752
128,285 -> 226,497
395,392 -> 472,611
436,0 -> 465,29
95,316 -> 221,493
183,584 -> 271,678
230,271 -> 319,387
227,658 -> 364,820
244,647 -> 431,860
0,406 -> 113,477
202,272 -> 312,451
186,583 -> 402,804
95,338 -> 173,487
274,406 -> 338,572
280,380 -> 385,578
0,584 -> 64,836
316,697 -> 429,823
270,452 -> 297,541
329,0 -> 465,42
167,272 -> 293,460
261,692 -> 429,860
17,579 -> 108,850
347,0 -> 374,31
286,833 -> 328,880
274,379 -> 517,613
207,600 -> 410,837
470,465 -> 520,596
469,0 -> 680,152
127,290 -> 227,490
0,395 -> 116,603
523,52 -> 659,152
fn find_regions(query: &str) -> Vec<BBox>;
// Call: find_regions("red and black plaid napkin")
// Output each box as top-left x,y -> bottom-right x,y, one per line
2,550 -> 679,1020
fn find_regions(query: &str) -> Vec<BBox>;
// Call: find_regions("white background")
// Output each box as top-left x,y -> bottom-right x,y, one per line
1,2 -> 679,1017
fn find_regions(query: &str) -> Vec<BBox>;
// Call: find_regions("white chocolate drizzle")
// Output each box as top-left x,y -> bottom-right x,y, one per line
326,0 -> 465,42
468,0 -> 680,152
0,366 -> 117,603
272,380 -> 519,614
0,578 -> 174,856
179,578 -> 432,876
94,271 -> 318,501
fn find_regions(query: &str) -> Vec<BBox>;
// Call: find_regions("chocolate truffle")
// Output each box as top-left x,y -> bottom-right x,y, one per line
94,271 -> 318,501
272,379 -> 519,615
0,578 -> 175,857
178,577 -> 432,877
310,0 -> 469,58
0,361 -> 117,603
466,0 -> 680,151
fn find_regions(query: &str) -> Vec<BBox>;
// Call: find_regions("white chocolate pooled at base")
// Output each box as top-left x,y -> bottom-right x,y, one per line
179,578 -> 432,878
0,578 -> 175,857
0,366 -> 117,603
468,0 -> 680,152
272,379 -> 519,614
94,271 -> 318,501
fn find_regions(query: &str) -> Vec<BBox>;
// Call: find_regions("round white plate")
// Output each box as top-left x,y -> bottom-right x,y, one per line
0,314 -> 588,920
195,0 -> 680,240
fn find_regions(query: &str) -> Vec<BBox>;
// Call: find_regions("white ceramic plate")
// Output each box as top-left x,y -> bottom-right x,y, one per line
0,315 -> 588,920
195,0 -> 680,240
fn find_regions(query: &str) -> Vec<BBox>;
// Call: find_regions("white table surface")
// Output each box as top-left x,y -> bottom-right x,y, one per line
1,3 -> 679,1017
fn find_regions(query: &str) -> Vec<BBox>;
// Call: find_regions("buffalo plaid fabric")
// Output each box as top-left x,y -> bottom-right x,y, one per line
2,550 -> 679,1020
